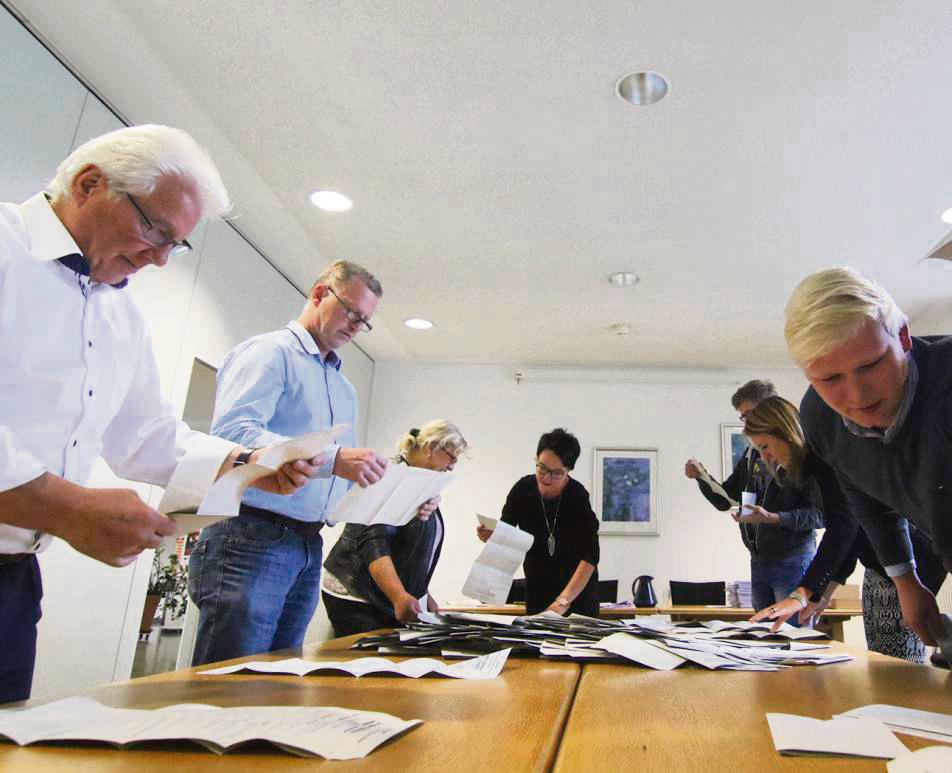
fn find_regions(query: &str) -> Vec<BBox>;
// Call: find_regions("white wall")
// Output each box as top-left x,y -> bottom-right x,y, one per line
307,361 -> 865,647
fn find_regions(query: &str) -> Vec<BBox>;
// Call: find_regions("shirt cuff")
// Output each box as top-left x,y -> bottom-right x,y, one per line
884,560 -> 917,578
157,434 -> 237,513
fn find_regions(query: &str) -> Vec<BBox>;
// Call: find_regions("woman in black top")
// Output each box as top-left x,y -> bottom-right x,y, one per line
478,428 -> 600,616
321,420 -> 468,637
745,397 -> 945,663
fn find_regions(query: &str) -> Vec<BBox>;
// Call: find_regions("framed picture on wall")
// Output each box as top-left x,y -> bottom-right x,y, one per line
592,448 -> 660,536
720,423 -> 749,479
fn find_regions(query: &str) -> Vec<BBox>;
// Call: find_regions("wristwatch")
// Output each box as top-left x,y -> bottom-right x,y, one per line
233,448 -> 258,467
787,590 -> 808,609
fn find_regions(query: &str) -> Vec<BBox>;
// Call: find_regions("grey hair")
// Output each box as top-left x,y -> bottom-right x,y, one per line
47,124 -> 231,219
397,420 -> 468,459
312,260 -> 383,298
785,267 -> 906,368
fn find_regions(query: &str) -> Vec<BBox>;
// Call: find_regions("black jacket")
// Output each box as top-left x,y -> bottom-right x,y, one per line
696,447 -> 824,561
323,509 -> 444,616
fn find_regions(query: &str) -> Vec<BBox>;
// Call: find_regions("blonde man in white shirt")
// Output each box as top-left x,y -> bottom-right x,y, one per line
0,125 -> 324,704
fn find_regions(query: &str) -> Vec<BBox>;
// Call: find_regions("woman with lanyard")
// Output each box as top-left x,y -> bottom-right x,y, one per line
321,420 -> 468,636
746,396 -> 946,663
478,428 -> 600,616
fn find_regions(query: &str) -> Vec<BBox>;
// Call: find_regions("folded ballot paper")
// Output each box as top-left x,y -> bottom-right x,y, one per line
461,515 -> 534,605
766,713 -> 908,759
888,746 -> 952,772
0,695 -> 420,760
836,704 -> 952,744
328,463 -> 455,527
159,425 -> 348,534
200,649 -> 510,680
688,457 -> 738,506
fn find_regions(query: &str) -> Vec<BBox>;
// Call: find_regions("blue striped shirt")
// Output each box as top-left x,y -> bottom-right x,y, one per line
211,320 -> 357,521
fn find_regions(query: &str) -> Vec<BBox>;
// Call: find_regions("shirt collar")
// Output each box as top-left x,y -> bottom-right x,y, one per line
842,353 -> 918,443
286,320 -> 342,370
24,193 -> 128,289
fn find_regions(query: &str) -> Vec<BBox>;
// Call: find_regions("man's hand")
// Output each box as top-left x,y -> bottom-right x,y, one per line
894,572 -> 944,646
476,525 -> 494,543
732,505 -> 780,525
248,451 -> 328,495
58,488 -> 175,567
416,495 -> 440,522
749,597 -> 801,632
427,594 -> 440,613
333,448 -> 388,487
394,592 -> 422,623
684,459 -> 701,479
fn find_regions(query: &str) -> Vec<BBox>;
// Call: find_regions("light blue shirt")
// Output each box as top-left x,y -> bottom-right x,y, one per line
211,320 -> 357,521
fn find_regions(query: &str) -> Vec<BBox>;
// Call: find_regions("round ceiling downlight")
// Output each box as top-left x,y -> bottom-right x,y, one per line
615,71 -> 670,106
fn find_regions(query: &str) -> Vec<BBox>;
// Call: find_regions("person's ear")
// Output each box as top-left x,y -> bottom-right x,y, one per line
898,323 -> 912,353
70,164 -> 107,206
311,283 -> 329,306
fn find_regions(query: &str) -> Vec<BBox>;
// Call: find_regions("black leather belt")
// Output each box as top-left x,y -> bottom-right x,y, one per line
0,553 -> 31,566
239,505 -> 324,538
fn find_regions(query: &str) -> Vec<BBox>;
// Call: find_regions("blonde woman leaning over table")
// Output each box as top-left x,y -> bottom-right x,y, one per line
745,397 -> 945,663
321,420 -> 468,636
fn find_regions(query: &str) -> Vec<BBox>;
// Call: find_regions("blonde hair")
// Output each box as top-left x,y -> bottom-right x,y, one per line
48,124 -> 231,219
785,267 -> 906,368
397,420 -> 468,461
743,396 -> 807,484
311,260 -> 382,298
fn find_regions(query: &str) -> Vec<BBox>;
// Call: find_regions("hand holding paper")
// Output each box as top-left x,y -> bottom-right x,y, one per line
688,457 -> 739,507
462,515 -> 533,604
328,463 -> 455,527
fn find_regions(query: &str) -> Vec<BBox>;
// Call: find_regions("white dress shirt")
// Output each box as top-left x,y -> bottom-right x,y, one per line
0,193 -> 235,554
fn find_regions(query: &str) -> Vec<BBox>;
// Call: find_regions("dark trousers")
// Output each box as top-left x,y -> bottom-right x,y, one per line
321,592 -> 399,638
0,555 -> 42,705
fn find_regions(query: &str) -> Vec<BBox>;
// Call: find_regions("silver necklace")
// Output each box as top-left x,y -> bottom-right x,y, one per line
539,491 -> 563,557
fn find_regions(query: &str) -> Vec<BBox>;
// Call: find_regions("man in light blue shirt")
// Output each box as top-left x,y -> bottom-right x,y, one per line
189,260 -> 393,665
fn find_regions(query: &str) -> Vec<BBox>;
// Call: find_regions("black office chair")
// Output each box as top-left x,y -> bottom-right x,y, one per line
669,580 -> 726,606
506,578 -> 527,604
598,579 -> 618,603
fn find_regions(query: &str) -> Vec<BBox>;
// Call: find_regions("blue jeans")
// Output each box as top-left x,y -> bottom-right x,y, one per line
751,551 -> 815,627
188,510 -> 323,666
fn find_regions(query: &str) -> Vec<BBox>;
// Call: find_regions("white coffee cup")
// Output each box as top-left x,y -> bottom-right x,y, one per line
741,491 -> 756,515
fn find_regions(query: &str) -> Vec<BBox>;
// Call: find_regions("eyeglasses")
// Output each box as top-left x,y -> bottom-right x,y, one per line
126,194 -> 193,257
536,462 -> 567,481
327,287 -> 374,332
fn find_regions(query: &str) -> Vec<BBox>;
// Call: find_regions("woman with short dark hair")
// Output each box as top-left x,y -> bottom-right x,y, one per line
478,428 -> 600,616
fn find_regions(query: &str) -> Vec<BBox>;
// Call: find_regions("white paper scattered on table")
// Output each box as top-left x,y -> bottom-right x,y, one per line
837,704 -> 952,743
596,633 -> 686,670
461,515 -> 534,604
766,713 -> 908,759
200,650 -> 510,680
887,746 -> 952,772
160,425 -> 347,534
328,463 -> 455,527
0,695 -> 419,760
689,457 -> 738,506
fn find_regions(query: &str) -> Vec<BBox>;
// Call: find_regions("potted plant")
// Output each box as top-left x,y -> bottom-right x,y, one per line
139,544 -> 188,635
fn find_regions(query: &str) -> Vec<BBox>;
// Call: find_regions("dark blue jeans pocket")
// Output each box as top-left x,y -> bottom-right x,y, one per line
224,515 -> 288,552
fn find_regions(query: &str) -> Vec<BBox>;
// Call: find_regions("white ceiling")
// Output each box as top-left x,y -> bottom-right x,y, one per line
13,0 -> 952,367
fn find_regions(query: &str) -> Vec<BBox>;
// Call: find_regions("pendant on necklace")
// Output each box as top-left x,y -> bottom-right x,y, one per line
547,534 -> 556,557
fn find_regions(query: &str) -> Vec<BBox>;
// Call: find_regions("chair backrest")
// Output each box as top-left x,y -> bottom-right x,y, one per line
669,580 -> 726,606
598,579 -> 618,603
506,578 -> 527,604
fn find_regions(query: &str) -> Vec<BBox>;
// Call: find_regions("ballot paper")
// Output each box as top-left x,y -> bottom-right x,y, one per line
328,463 -> 455,527
837,705 -> 952,744
888,746 -> 952,772
0,695 -> 420,760
689,457 -> 738,506
595,632 -> 687,670
766,713 -> 908,759
200,650 -> 510,680
160,425 -> 347,534
461,515 -> 534,604
701,619 -> 829,641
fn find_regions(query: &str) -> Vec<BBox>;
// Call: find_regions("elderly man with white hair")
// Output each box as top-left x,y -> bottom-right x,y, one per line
0,125 -> 325,703
787,267 -> 951,652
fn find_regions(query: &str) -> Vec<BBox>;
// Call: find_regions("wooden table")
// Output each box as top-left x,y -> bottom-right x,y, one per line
0,634 -> 580,771
441,604 -> 863,642
554,643 -> 952,772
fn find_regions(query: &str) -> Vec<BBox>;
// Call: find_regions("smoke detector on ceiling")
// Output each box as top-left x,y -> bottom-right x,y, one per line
611,323 -> 631,336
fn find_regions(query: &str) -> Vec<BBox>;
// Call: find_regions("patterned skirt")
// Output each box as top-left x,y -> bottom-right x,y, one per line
862,567 -> 926,664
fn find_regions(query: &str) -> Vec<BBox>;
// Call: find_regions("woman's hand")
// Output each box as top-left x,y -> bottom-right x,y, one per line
684,459 -> 701,479
732,505 -> 780,525
476,525 -> 494,543
545,596 -> 571,616
416,495 -> 440,522
749,597 -> 801,632
394,592 -> 422,624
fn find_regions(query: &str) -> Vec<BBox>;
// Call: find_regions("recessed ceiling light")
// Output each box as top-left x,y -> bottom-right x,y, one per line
941,207 -> 952,224
608,272 -> 639,287
404,318 -> 434,330
615,71 -> 670,106
309,190 -> 353,212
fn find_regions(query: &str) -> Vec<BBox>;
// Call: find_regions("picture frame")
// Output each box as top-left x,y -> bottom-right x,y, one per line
720,423 -> 749,479
592,448 -> 660,536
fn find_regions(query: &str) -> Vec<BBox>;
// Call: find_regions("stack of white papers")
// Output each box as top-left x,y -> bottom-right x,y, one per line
199,650 -> 510,680
836,705 -> 952,744
0,696 -> 420,759
328,463 -> 455,527
461,515 -> 534,604
726,580 -> 752,607
766,713 -> 908,759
